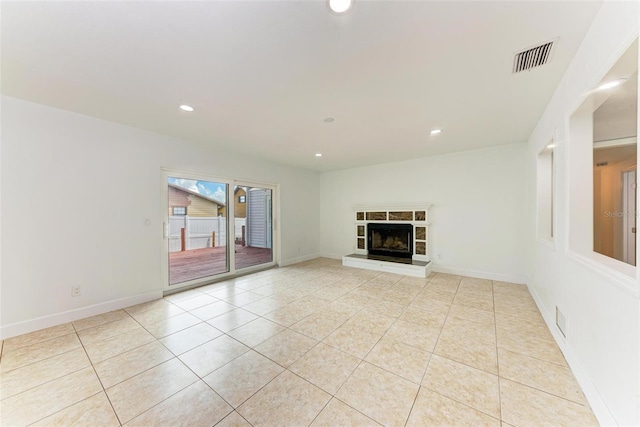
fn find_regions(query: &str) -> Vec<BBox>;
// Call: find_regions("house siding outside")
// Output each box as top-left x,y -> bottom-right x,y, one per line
188,194 -> 221,217
235,187 -> 247,218
168,185 -> 222,217
168,185 -> 190,215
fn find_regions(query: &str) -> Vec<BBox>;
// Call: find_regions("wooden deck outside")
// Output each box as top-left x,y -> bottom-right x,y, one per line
169,245 -> 272,285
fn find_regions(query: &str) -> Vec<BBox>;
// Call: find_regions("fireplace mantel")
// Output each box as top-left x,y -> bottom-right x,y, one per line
342,204 -> 432,278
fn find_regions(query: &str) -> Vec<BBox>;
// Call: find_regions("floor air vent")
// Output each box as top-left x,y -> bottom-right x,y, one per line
513,40 -> 555,73
555,306 -> 567,338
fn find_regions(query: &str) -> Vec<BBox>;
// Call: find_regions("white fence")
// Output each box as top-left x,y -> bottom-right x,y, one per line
234,218 -> 246,240
169,216 -> 247,252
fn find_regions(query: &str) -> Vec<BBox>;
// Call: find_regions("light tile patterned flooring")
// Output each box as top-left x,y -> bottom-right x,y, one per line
0,258 -> 599,426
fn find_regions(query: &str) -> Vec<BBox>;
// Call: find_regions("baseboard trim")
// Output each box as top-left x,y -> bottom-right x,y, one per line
280,253 -> 321,267
319,252 -> 343,261
528,285 -> 617,427
0,290 -> 162,340
432,264 -> 527,284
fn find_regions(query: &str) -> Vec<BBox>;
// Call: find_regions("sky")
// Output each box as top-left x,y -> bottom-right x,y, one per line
168,178 -> 226,203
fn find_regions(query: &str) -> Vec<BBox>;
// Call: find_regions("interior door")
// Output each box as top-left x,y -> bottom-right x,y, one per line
623,169 -> 637,265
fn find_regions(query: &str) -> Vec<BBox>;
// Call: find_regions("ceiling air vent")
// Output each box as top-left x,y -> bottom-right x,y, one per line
513,40 -> 555,73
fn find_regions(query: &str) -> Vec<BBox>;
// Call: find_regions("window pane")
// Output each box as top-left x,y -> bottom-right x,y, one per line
234,185 -> 273,270
537,143 -> 554,240
592,69 -> 637,265
168,177 -> 229,285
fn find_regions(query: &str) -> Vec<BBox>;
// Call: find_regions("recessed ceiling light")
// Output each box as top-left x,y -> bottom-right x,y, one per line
179,104 -> 195,112
430,129 -> 442,135
315,153 -> 323,157
324,117 -> 334,123
328,0 -> 354,14
596,78 -> 628,91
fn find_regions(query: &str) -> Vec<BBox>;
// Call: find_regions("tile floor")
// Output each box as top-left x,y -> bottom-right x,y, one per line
0,258 -> 599,426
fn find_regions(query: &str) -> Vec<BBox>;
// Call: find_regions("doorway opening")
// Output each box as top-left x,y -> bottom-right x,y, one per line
167,177 -> 229,286
163,171 -> 277,290
233,185 -> 273,270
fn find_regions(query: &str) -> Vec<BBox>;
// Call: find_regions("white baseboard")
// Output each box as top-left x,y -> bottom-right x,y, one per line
280,252 -> 321,267
432,264 -> 527,284
528,285 -> 617,427
0,290 -> 162,340
319,252 -> 343,261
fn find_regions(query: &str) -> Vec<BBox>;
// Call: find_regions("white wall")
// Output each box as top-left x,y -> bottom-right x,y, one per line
527,2 -> 639,425
0,96 -> 320,338
320,143 -> 528,283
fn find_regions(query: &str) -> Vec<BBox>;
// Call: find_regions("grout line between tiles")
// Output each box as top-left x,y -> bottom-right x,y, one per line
24,390 -> 108,427
214,410 -> 255,427
321,396 -> 384,426
120,372 -> 201,425
1,330 -> 79,356
415,382 -> 503,424
230,365 -> 292,414
0,357 -> 93,406
3,264 -> 595,427
79,341 -> 124,426
410,276 -> 460,415
306,397 -> 333,427
0,337 -> 82,375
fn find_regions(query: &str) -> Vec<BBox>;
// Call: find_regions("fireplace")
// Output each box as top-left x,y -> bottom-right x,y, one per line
367,223 -> 413,259
344,206 -> 431,276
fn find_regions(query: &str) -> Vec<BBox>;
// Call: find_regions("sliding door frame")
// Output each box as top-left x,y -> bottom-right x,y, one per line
234,180 -> 279,274
161,168 -> 279,292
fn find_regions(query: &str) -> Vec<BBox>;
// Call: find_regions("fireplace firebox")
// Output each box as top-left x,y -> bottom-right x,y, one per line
367,223 -> 413,259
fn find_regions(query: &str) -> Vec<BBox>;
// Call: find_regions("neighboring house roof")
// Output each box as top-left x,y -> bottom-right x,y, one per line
168,183 -> 226,207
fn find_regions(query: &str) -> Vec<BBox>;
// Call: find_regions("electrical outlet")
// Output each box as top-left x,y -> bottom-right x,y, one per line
71,286 -> 82,297
437,252 -> 443,260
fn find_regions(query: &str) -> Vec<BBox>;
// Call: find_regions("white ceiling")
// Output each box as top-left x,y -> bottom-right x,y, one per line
1,1 -> 603,172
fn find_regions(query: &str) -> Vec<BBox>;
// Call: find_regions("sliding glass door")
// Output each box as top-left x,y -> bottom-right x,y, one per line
166,175 -> 229,286
162,170 -> 276,290
233,184 -> 274,271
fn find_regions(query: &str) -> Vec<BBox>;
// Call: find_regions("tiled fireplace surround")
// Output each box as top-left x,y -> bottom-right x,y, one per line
343,206 -> 432,277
